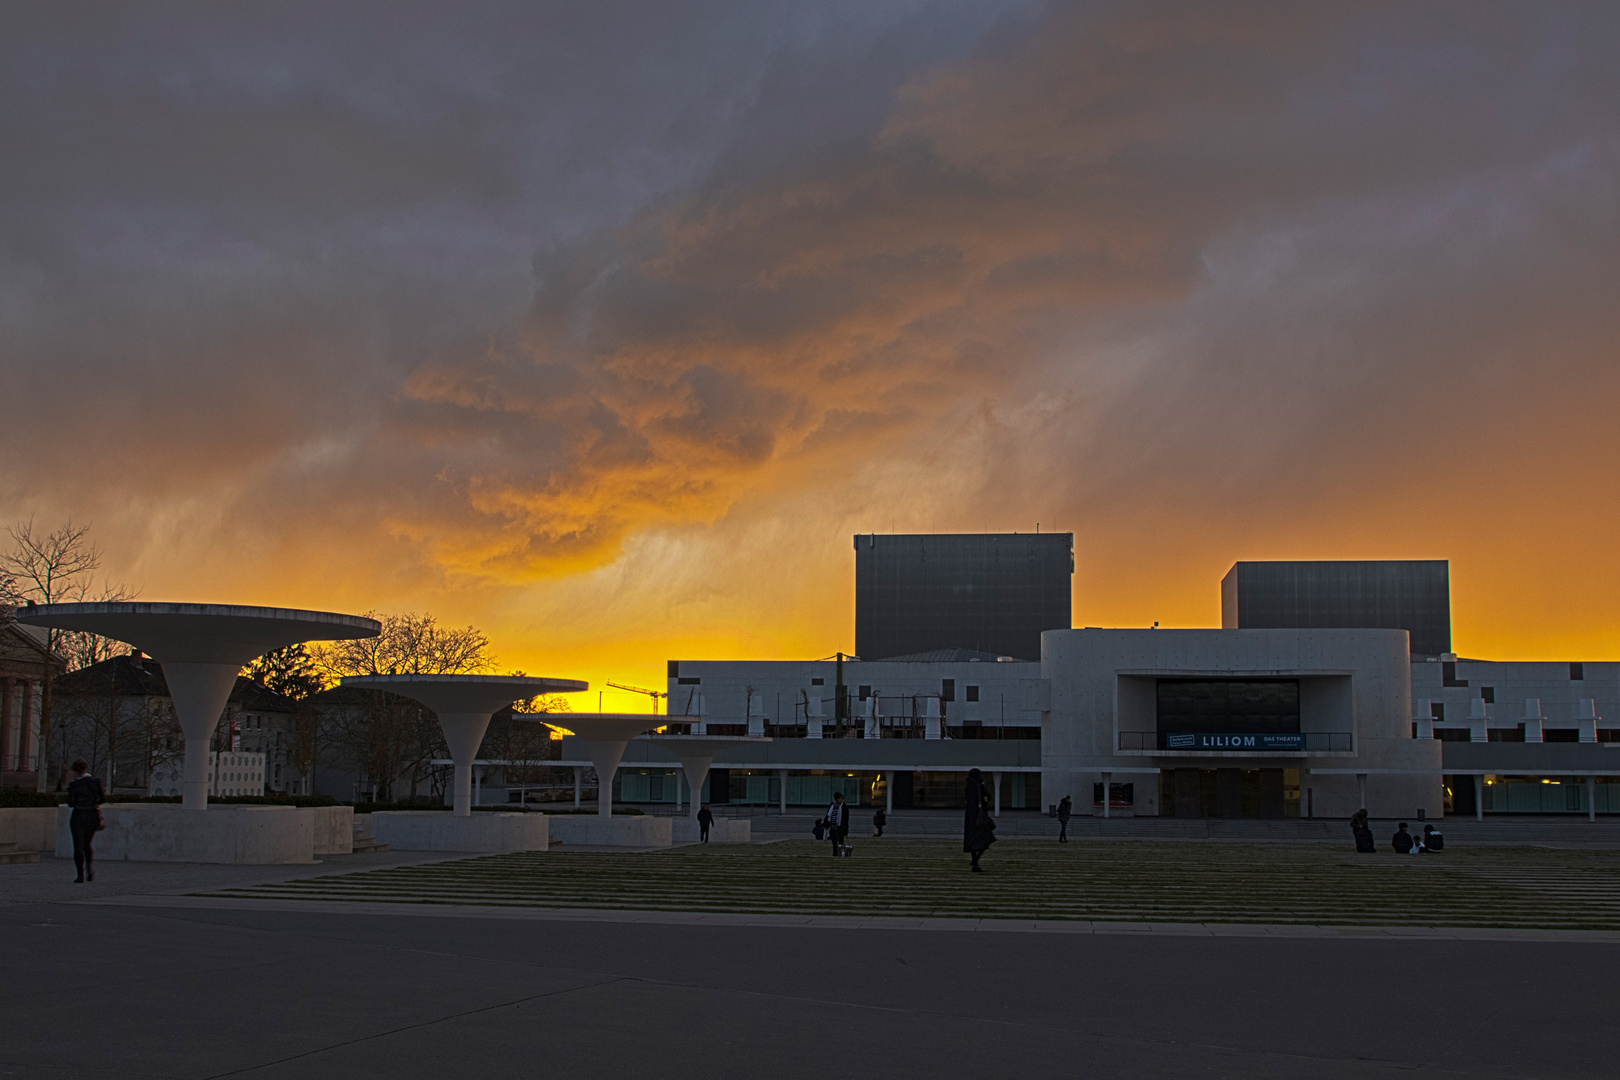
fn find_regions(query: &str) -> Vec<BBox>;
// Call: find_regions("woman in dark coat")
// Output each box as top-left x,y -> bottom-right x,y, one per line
65,759 -> 104,883
963,768 -> 996,871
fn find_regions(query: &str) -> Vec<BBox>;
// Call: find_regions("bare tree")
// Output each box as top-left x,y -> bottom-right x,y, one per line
314,612 -> 491,680
2,519 -> 117,791
312,612 -> 494,802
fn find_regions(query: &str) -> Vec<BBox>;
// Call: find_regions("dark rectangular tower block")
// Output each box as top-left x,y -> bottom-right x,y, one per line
1220,560 -> 1451,657
854,533 -> 1073,661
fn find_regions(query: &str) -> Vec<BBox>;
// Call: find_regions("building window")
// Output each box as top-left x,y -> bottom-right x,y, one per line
1430,701 -> 1444,719
1481,687 -> 1494,704
941,679 -> 955,702
858,685 -> 871,700
1570,662 -> 1585,680
678,677 -> 701,685
966,685 -> 980,702
811,678 -> 824,686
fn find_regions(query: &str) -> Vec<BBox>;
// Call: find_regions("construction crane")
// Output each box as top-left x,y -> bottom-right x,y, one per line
607,681 -> 667,713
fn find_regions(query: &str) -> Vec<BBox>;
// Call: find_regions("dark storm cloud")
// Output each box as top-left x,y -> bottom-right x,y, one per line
1,0 -> 1617,638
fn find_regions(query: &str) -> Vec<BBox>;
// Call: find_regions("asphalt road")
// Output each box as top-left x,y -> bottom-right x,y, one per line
3,893 -> 1615,1079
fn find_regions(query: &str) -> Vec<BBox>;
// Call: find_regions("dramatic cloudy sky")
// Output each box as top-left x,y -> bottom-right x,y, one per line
2,1 -> 1617,695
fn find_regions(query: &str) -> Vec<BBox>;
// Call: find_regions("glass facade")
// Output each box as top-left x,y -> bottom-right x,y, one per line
1479,775 -> 1620,814
1156,679 -> 1301,735
612,767 -> 1042,810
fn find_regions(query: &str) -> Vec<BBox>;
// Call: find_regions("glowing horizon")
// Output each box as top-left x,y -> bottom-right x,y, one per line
5,3 -> 1619,681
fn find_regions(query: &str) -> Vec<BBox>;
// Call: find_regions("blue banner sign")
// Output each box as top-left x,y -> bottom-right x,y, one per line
1163,732 -> 1304,751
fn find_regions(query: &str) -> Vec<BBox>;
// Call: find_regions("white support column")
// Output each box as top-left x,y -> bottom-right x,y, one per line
993,771 -> 1003,816
1101,771 -> 1111,819
1589,776 -> 1597,823
778,769 -> 788,814
1474,775 -> 1484,821
1469,698 -> 1488,742
1523,699 -> 1544,743
1579,700 -> 1599,744
1415,699 -> 1433,740
573,765 -> 582,809
924,696 -> 942,740
1356,773 -> 1367,812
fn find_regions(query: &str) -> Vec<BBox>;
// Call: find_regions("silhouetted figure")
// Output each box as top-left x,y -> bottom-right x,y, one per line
873,807 -> 886,837
1057,795 -> 1072,842
1349,808 -> 1374,853
826,792 -> 847,856
697,803 -> 714,842
65,759 -> 103,883
1422,824 -> 1444,852
964,769 -> 996,871
1392,821 -> 1414,854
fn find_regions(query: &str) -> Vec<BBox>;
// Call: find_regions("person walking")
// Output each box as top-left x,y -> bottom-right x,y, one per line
1057,795 -> 1072,843
65,759 -> 104,883
872,807 -> 887,838
1349,808 -> 1375,853
697,803 -> 714,843
826,792 -> 847,857
963,769 -> 996,872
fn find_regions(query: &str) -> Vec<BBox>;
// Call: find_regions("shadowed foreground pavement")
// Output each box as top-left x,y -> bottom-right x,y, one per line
3,889 -> 1616,1079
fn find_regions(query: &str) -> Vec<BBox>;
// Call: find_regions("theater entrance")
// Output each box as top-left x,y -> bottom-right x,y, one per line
1159,768 -> 1300,818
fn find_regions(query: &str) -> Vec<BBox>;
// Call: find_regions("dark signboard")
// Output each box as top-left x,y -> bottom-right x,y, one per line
1163,732 -> 1304,751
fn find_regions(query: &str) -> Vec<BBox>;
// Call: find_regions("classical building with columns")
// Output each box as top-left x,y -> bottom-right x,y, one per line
0,621 -> 63,788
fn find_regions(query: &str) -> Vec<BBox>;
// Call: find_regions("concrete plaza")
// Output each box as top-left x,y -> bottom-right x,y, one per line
4,843 -> 1619,1078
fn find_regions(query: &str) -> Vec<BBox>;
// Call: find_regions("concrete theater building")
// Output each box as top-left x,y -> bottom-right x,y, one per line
1041,627 -> 1439,820
584,540 -> 1615,822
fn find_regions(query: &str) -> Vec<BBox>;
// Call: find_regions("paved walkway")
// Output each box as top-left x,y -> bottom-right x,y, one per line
2,895 -> 1615,1079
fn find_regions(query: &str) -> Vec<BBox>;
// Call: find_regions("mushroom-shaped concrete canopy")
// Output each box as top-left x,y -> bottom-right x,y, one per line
16,602 -> 380,810
644,735 -> 770,821
341,674 -> 587,816
520,713 -> 664,817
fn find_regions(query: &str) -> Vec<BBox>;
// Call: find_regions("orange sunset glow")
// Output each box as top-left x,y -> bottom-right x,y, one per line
4,1 -> 1619,699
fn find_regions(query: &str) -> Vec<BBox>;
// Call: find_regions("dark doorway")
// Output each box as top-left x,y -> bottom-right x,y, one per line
1174,769 -> 1201,817
1446,773 -> 1476,816
1162,767 -> 1289,819
708,768 -> 730,804
1216,768 -> 1243,818
891,770 -> 915,809
1258,769 -> 1285,819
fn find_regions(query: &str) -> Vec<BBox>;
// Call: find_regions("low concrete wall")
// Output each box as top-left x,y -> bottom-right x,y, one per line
308,805 -> 354,855
671,818 -> 750,844
57,804 -> 315,864
368,811 -> 548,853
0,806 -> 58,852
547,814 -> 672,847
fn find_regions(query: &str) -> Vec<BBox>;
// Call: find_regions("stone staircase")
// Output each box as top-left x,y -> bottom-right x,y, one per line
351,818 -> 388,855
0,840 -> 41,865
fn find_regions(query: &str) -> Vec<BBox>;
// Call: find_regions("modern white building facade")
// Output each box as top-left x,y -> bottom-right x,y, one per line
1043,628 -> 1441,819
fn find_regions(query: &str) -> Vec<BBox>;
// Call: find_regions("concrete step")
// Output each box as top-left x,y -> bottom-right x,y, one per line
0,842 -> 41,864
351,840 -> 389,854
